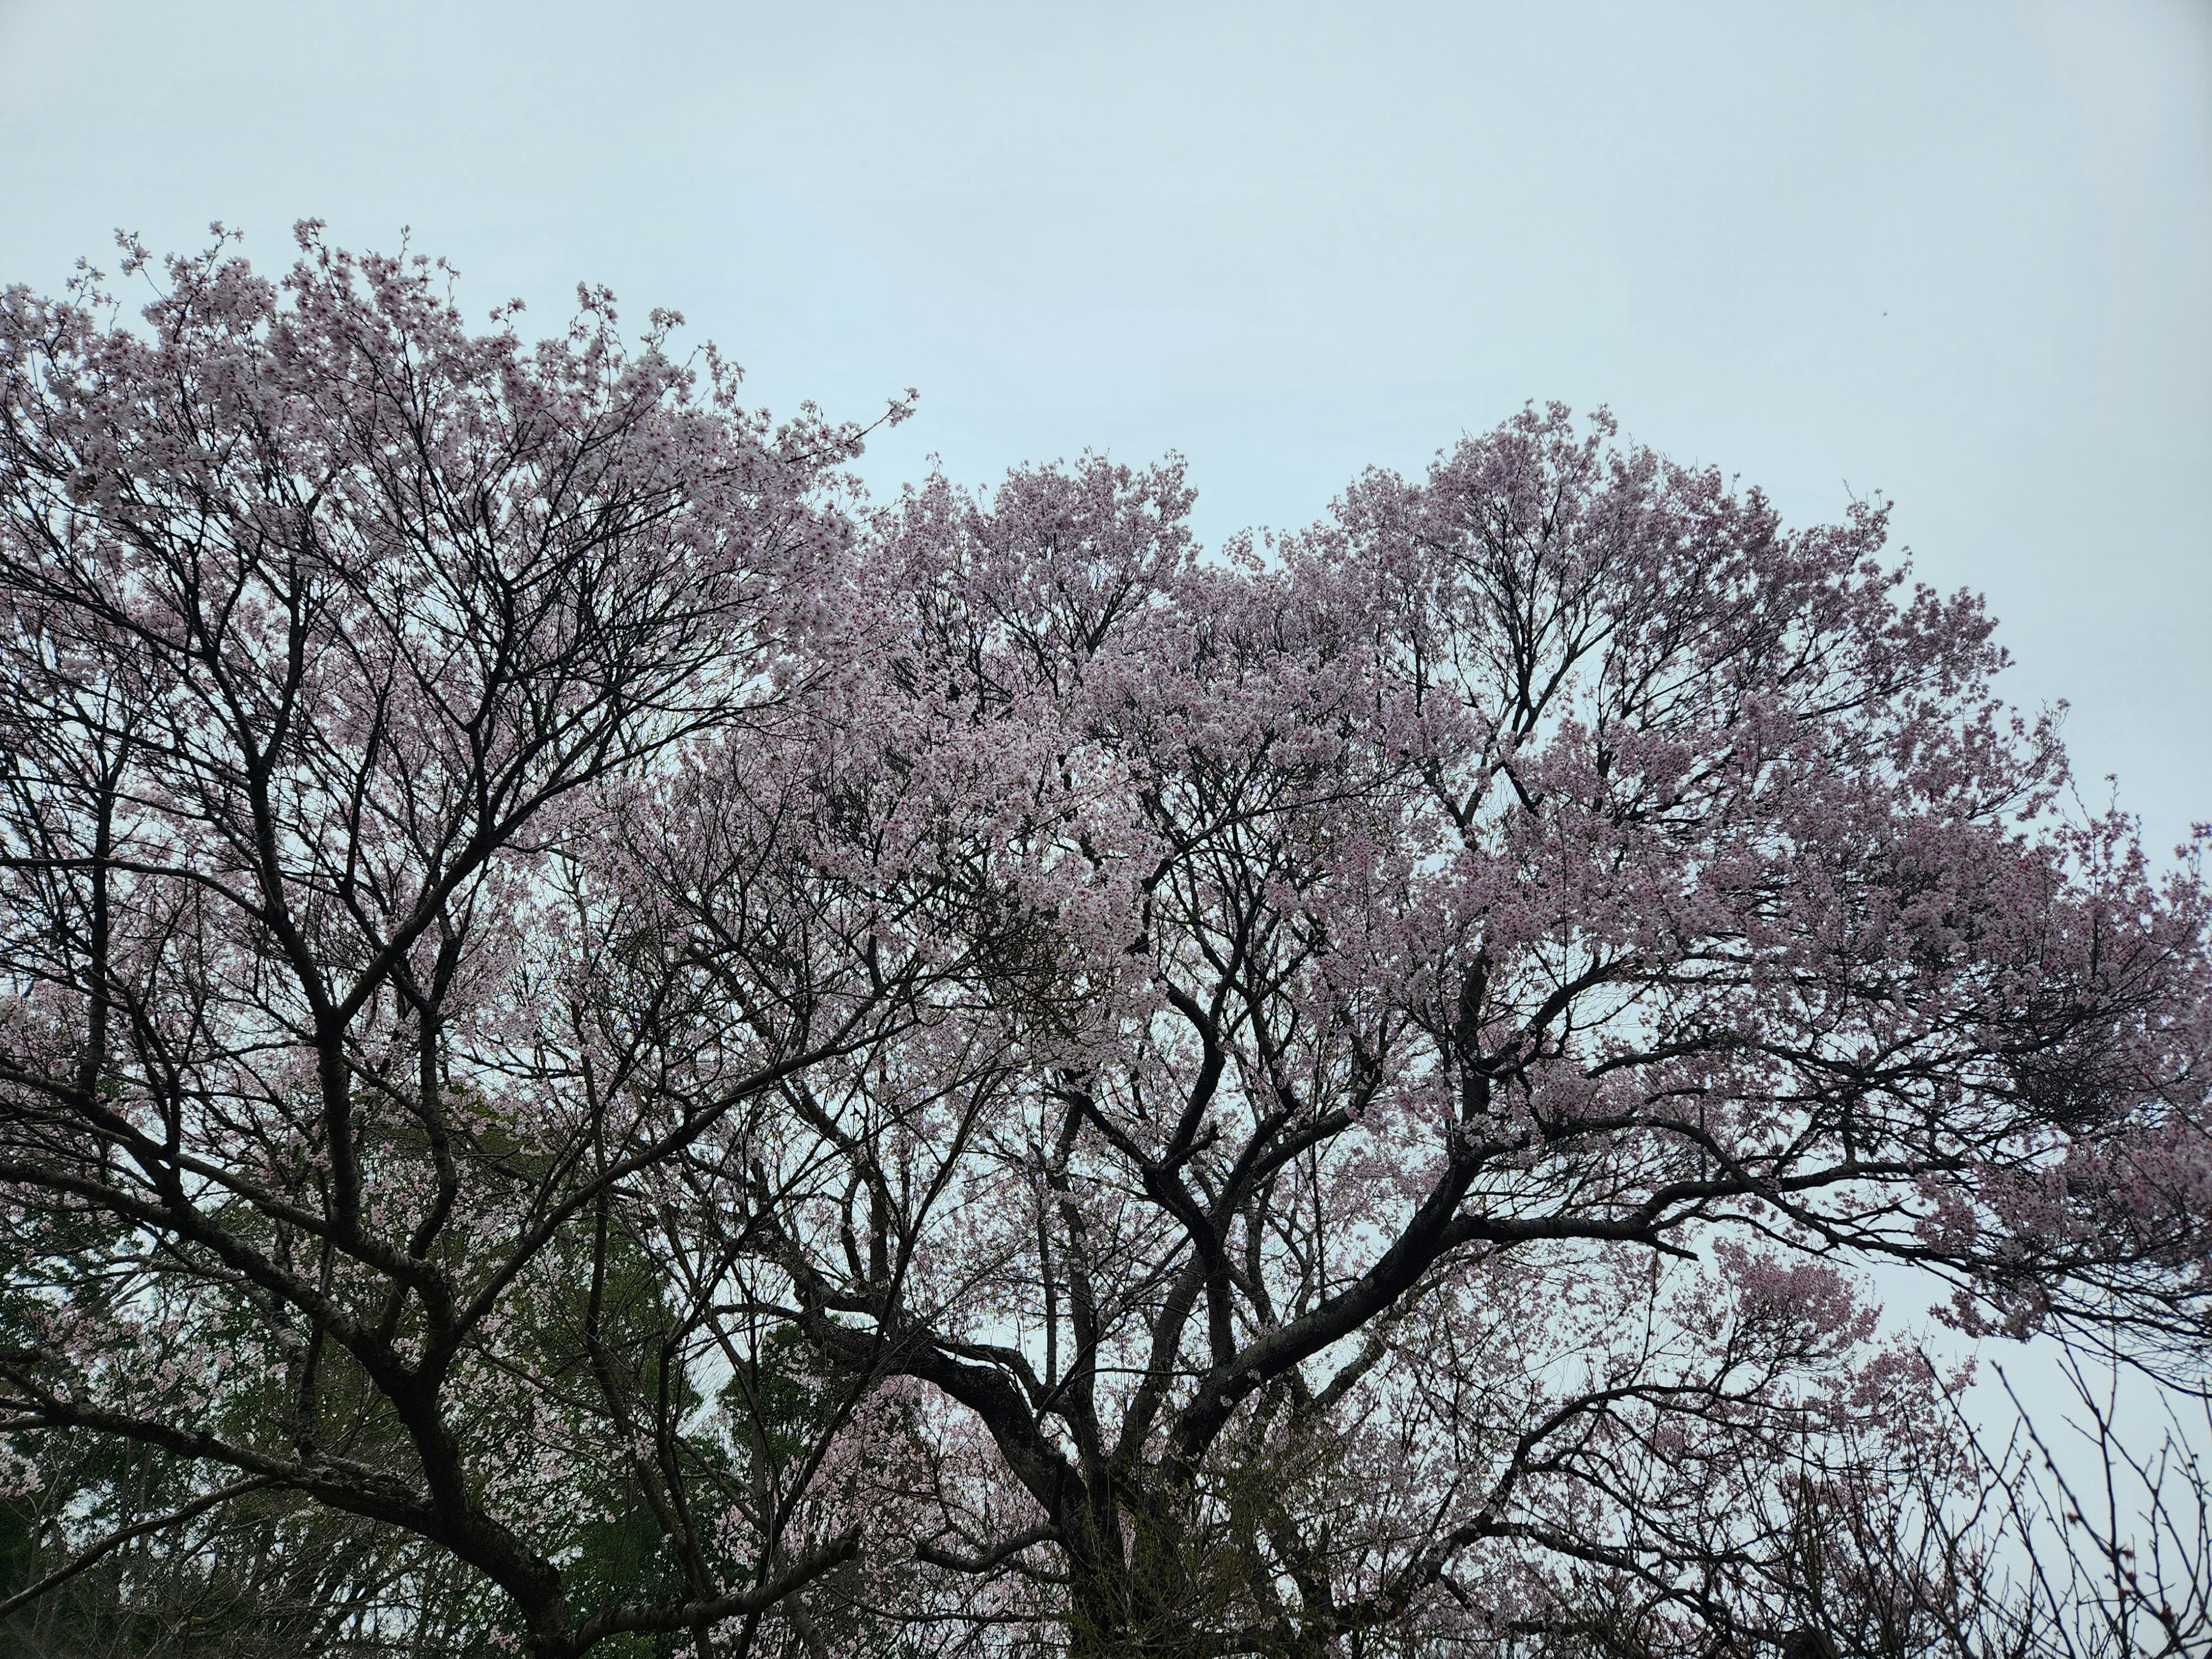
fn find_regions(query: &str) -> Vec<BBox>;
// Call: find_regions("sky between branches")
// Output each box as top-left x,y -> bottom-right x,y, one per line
0,0 -> 2205,853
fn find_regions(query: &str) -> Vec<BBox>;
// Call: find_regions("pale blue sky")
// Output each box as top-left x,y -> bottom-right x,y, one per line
3,0 -> 2206,851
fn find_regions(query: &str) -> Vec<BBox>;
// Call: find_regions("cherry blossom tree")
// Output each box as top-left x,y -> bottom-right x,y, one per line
717,416 -> 2212,1656
2,234 -> 2209,1658
0,227 -> 933,1657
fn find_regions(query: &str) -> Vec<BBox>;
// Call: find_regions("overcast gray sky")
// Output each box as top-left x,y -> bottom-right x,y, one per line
3,0 -> 2206,851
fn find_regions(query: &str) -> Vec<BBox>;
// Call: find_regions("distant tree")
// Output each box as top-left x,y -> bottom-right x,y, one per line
2,235 -> 2207,1658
